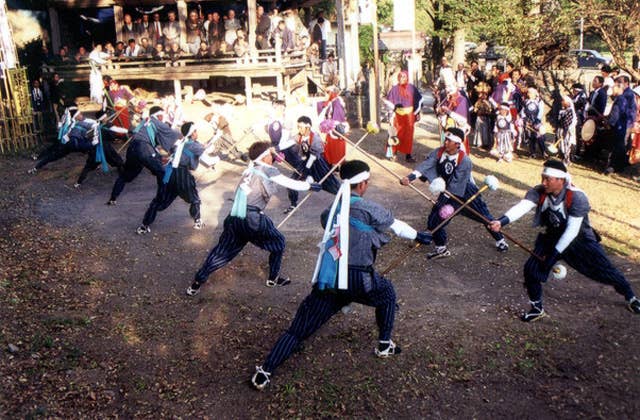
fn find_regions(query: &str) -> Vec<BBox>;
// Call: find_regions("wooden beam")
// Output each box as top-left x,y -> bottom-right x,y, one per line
335,0 -> 346,89
177,0 -> 187,49
113,5 -> 123,43
247,0 -> 257,57
48,7 -> 61,54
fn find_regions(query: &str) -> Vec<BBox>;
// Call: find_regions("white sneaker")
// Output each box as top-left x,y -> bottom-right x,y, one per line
374,340 -> 402,358
27,168 -> 37,174
193,219 -> 204,230
251,366 -> 271,390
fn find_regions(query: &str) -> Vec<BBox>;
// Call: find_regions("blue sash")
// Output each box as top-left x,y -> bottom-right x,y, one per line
230,168 -> 269,219
94,126 -> 109,172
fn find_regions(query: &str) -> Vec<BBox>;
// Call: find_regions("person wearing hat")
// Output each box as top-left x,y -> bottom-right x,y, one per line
489,159 -> 640,321
186,141 -> 323,297
400,127 -> 509,259
136,122 -> 205,234
28,107 -> 106,175
279,116 -> 340,214
250,159 -> 433,390
107,105 -> 181,205
520,87 -> 547,159
387,71 -> 423,162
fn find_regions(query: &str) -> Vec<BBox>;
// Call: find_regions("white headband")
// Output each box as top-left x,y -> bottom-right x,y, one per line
346,171 -> 370,185
499,104 -> 510,111
444,132 -> 462,144
542,167 -> 568,179
253,147 -> 272,163
184,124 -> 196,138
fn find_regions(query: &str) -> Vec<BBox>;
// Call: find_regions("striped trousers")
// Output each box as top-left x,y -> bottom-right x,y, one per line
524,232 -> 636,304
262,267 -> 396,374
142,167 -> 200,226
427,182 -> 503,246
194,211 -> 285,283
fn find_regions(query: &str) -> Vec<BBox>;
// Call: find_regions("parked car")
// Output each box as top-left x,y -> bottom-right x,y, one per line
569,49 -> 612,68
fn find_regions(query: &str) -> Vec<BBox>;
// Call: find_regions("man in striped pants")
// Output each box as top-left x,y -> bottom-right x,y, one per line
186,141 -> 322,296
251,160 -> 432,390
489,159 -> 640,321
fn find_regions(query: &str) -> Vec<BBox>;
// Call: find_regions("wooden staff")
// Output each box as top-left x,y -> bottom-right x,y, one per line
276,131 -> 369,229
381,183 -> 492,275
443,188 -> 542,261
334,131 -> 437,205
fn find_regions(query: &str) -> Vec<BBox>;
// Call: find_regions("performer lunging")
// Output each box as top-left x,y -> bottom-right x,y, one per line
137,122 -> 205,234
186,141 -> 322,296
280,116 -> 340,213
251,160 -> 432,390
107,106 -> 180,205
489,160 -> 640,321
401,127 -> 508,258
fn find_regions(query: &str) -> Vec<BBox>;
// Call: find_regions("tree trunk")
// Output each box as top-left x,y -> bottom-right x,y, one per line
451,28 -> 465,67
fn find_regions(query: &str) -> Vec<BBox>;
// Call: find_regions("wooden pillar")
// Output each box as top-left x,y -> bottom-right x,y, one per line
113,5 -> 123,42
48,8 -> 61,53
174,79 -> 182,104
177,0 -> 188,48
244,76 -> 252,106
276,73 -> 284,99
247,0 -> 257,57
369,2 -> 380,125
335,0 -> 346,89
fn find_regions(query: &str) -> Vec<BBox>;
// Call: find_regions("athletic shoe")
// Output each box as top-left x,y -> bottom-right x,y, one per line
27,167 -> 37,174
427,246 -> 451,260
628,297 -> 640,314
374,340 -> 402,358
283,205 -> 296,214
496,239 -> 509,252
251,366 -> 271,390
193,219 -> 204,230
136,225 -> 151,235
73,183 -> 81,189
106,199 -> 117,206
266,276 -> 291,287
521,303 -> 546,322
186,282 -> 201,296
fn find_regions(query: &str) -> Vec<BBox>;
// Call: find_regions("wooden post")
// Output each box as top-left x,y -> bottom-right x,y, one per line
335,0 -> 346,89
113,5 -> 123,41
247,0 -> 257,57
276,73 -> 284,100
369,1 -> 380,125
177,0 -> 188,48
244,75 -> 252,106
174,79 -> 182,104
48,7 -> 61,53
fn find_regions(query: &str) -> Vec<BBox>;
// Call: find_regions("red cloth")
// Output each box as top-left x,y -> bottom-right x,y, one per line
324,132 -> 345,165
113,105 -> 130,134
392,111 -> 416,155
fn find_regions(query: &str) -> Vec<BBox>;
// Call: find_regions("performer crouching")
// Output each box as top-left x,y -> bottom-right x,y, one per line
489,160 -> 640,321
107,106 -> 180,205
186,141 -> 322,296
401,127 -> 508,258
137,122 -> 205,234
251,160 -> 432,390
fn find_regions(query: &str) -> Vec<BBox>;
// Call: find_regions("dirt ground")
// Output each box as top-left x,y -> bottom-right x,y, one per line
1,108 -> 639,419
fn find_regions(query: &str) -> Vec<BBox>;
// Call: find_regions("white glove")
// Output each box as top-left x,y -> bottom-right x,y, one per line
306,175 -> 314,184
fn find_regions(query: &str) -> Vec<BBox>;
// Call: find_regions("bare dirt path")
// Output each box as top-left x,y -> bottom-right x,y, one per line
1,110 -> 639,418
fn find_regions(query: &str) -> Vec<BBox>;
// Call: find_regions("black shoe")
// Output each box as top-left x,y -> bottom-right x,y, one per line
496,239 -> 509,252
521,303 -> 546,322
251,366 -> 271,390
136,225 -> 150,235
106,199 -> 117,206
186,282 -> 201,296
427,246 -> 451,260
405,154 -> 416,163
266,276 -> 291,287
283,205 -> 296,214
628,297 -> 640,314
374,340 -> 402,358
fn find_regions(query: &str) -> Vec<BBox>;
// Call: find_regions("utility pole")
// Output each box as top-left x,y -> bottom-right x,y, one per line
579,17 -> 584,50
